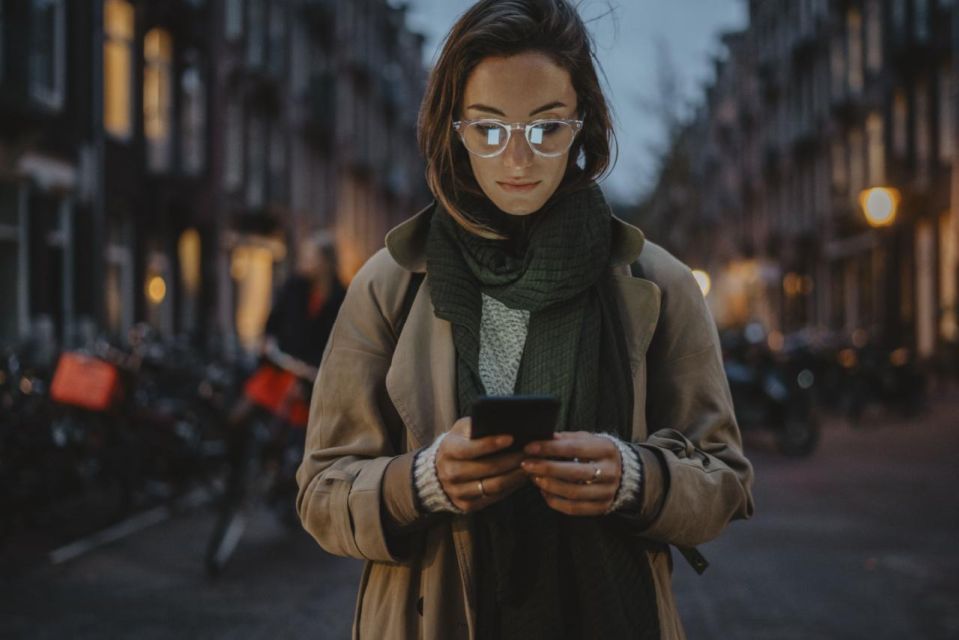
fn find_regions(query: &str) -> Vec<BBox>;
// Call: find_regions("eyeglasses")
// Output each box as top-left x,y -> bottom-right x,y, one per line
452,118 -> 584,158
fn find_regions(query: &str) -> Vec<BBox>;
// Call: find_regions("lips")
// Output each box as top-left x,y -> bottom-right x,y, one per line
497,180 -> 541,193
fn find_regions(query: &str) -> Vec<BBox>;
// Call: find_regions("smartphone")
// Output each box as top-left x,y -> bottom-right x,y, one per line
470,395 -> 560,452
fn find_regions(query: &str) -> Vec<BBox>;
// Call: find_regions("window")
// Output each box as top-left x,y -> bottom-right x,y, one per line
892,89 -> 908,157
915,0 -> 929,42
830,34 -> 845,100
144,28 -> 173,172
866,112 -> 885,185
831,141 -> 847,192
848,128 -> 864,200
939,64 -> 954,163
268,1 -> 286,75
224,0 -> 243,40
178,228 -> 201,332
224,101 -> 243,189
246,0 -> 264,67
269,121 -> 286,200
864,0 -> 881,73
104,0 -> 134,139
0,1 -> 5,82
180,66 -> 206,175
0,184 -> 21,343
940,211 -> 958,342
246,114 -> 265,207
846,9 -> 863,94
891,0 -> 907,39
915,79 -> 930,181
30,0 -> 66,109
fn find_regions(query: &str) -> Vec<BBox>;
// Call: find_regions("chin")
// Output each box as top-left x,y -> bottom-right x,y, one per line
489,195 -> 548,216
501,204 -> 539,216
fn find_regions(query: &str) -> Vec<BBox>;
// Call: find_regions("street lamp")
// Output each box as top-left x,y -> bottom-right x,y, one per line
859,186 -> 901,345
859,187 -> 900,228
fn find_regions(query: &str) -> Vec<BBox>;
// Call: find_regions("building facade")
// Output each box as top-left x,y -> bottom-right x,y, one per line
639,0 -> 958,371
0,0 -> 428,356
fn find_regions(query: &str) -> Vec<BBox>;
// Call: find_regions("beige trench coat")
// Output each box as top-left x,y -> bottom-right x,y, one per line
296,205 -> 754,639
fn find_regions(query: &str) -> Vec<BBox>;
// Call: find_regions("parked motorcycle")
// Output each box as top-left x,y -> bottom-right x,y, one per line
722,324 -> 820,457
836,333 -> 926,427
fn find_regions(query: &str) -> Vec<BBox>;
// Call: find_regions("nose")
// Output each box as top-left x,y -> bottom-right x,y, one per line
502,128 -> 533,170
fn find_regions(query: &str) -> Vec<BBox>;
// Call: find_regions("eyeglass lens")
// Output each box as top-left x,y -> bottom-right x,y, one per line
462,121 -> 574,156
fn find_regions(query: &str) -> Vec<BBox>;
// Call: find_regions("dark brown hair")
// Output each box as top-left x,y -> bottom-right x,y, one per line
417,0 -> 616,238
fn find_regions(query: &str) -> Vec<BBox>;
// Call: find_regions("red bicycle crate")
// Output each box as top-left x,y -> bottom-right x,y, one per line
50,352 -> 120,411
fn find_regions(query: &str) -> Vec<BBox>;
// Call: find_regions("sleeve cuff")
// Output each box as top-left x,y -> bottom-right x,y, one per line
413,432 -> 464,514
597,433 -> 643,513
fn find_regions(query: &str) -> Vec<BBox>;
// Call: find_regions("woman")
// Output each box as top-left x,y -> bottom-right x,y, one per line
296,1 -> 753,638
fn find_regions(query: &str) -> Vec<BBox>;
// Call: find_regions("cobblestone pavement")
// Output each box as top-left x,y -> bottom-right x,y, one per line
2,389 -> 957,639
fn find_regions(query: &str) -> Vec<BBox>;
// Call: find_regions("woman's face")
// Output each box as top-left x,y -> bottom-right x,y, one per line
461,51 -> 578,216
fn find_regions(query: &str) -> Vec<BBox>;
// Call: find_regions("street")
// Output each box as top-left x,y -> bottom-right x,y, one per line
1,390 -> 957,639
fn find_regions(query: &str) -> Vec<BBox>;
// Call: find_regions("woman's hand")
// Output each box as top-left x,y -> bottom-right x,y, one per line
521,431 -> 623,516
435,417 -> 529,513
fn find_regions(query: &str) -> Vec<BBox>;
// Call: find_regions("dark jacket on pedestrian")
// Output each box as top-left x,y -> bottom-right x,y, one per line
264,274 -> 345,366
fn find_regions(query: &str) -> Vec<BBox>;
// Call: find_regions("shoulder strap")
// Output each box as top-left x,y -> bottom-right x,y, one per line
395,272 -> 425,337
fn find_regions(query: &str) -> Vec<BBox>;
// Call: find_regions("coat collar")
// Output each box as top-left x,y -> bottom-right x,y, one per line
384,201 -> 647,273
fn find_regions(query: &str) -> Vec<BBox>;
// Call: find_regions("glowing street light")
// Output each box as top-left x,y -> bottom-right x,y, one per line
859,187 -> 900,227
146,275 -> 167,304
691,269 -> 711,297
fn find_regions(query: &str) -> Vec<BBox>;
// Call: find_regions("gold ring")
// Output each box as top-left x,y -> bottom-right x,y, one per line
585,464 -> 601,485
478,479 -> 487,497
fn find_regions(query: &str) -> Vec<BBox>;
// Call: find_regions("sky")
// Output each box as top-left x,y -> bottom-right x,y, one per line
398,0 -> 748,203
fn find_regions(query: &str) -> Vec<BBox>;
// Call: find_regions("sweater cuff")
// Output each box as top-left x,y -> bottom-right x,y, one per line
597,433 -> 643,513
413,432 -> 464,514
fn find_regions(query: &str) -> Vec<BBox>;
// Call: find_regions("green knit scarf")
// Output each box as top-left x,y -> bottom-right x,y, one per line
425,181 -> 660,639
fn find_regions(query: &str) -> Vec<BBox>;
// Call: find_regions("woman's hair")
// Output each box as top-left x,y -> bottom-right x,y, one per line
417,0 -> 616,238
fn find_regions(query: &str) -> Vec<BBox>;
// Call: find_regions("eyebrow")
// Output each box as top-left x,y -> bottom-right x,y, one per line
465,101 -> 568,117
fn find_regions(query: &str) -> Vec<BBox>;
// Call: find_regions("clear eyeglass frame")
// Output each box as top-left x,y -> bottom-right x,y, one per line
452,118 -> 584,158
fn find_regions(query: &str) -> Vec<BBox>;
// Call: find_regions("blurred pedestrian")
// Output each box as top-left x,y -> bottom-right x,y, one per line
296,1 -> 753,638
230,232 -> 345,431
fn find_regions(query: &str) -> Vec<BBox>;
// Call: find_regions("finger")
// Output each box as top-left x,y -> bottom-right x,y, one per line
530,475 -> 615,501
524,434 -> 614,460
521,459 -> 618,484
437,452 -> 525,484
442,433 -> 514,461
479,467 -> 529,497
540,491 -> 609,517
454,469 -> 531,513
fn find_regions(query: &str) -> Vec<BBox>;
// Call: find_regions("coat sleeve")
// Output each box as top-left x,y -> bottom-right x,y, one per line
295,249 -> 430,564
620,245 -> 755,548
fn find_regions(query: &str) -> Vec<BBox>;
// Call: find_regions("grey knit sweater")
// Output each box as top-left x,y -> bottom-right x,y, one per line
413,293 -> 642,514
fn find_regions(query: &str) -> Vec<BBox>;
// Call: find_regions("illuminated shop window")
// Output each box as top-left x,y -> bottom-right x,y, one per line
144,28 -> 173,172
104,0 -> 134,139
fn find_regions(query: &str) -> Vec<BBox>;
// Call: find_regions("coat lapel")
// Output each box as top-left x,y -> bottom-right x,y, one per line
385,276 -> 457,450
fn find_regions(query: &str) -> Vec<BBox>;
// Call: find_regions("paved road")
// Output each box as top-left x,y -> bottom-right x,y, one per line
2,389 -> 957,639
673,386 -> 959,639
